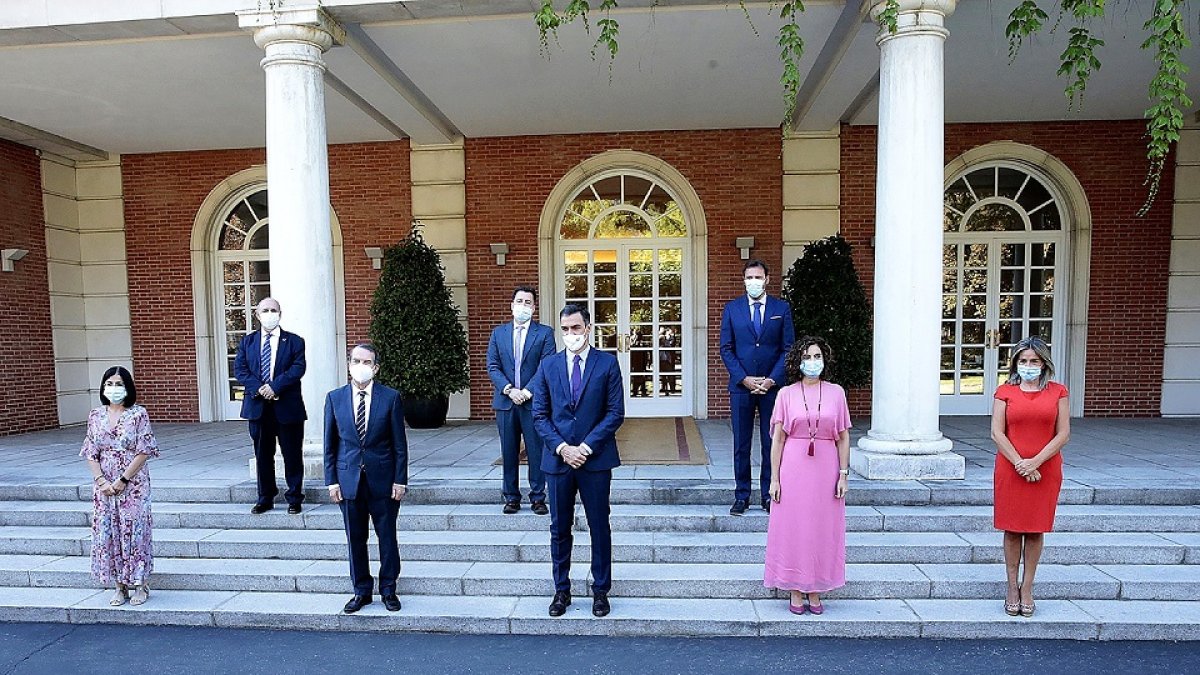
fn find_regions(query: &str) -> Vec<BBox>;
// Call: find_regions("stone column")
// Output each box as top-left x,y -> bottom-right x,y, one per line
239,7 -> 345,476
851,0 -> 964,479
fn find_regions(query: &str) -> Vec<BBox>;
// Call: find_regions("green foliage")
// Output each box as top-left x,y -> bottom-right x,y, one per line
534,0 -> 620,63
1005,0 -> 1049,61
777,2 -> 806,121
1057,25 -> 1104,110
1139,0 -> 1192,216
368,223 -> 470,400
781,236 -> 872,388
877,0 -> 901,35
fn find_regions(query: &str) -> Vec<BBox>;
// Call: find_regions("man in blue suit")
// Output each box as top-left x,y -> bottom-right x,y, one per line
531,304 -> 625,618
233,297 -> 307,515
487,286 -> 557,515
323,343 -> 408,614
719,260 -> 795,516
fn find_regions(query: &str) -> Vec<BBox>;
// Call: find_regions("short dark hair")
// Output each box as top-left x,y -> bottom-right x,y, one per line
786,336 -> 834,383
743,259 -> 769,276
559,303 -> 591,325
99,366 -> 137,407
512,285 -> 538,302
348,343 -> 379,363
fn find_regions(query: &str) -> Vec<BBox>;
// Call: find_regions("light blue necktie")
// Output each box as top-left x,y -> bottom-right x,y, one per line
260,331 -> 273,382
513,325 -> 525,390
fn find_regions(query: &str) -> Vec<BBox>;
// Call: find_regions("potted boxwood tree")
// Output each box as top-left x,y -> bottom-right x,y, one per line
369,222 -> 470,428
781,235 -> 872,388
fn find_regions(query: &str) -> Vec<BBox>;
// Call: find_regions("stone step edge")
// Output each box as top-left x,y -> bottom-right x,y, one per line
1,588 -> 1198,640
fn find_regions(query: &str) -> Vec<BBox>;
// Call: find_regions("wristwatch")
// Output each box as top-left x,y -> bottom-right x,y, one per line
838,469 -> 850,475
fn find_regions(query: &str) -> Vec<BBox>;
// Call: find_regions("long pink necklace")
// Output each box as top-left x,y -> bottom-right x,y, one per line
799,381 -> 822,456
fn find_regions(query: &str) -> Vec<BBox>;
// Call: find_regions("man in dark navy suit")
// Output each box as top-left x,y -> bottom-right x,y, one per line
531,304 -> 625,618
719,260 -> 795,516
233,297 -> 307,515
323,343 -> 408,614
487,286 -> 557,515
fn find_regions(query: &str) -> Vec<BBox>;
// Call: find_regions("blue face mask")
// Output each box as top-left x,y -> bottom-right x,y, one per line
1017,365 -> 1041,382
801,359 -> 824,379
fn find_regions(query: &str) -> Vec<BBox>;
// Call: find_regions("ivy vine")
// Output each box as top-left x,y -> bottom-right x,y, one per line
1008,0 -> 1192,215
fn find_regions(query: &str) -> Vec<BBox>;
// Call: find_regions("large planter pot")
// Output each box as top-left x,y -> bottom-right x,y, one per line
402,395 -> 449,429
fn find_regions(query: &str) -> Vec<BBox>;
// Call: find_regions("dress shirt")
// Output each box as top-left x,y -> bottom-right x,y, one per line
260,328 -> 280,379
557,345 -> 594,458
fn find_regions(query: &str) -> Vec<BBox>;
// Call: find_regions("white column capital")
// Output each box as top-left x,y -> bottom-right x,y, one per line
871,0 -> 955,43
237,6 -> 345,52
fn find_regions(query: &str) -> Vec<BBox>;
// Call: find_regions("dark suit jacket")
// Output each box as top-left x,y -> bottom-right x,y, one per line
719,295 -> 795,392
486,321 -> 557,410
322,382 -> 408,501
531,348 -> 625,474
233,328 -> 307,423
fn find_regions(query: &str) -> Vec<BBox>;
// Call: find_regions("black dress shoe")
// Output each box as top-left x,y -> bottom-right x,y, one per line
530,501 -> 549,516
343,595 -> 372,613
729,499 -> 749,516
502,501 -> 520,515
287,504 -> 302,515
592,592 -> 610,617
250,503 -> 273,515
382,593 -> 401,612
548,590 -> 571,616
761,498 -> 771,513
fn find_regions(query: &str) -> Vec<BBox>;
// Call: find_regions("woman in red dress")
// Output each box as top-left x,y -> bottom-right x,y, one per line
991,335 -> 1070,618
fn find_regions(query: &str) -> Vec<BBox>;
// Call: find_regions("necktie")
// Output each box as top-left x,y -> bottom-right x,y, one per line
513,325 -> 525,390
355,390 -> 367,443
571,354 -> 583,405
752,302 -> 763,337
260,331 -> 273,382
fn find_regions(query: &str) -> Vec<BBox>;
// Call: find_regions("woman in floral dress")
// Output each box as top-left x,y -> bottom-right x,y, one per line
80,366 -> 160,606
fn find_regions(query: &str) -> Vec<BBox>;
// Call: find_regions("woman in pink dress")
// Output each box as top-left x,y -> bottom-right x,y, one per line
764,337 -> 851,615
80,366 -> 160,606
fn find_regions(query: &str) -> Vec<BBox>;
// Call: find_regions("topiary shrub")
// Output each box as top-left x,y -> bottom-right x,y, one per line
368,222 -> 470,400
781,235 -> 872,388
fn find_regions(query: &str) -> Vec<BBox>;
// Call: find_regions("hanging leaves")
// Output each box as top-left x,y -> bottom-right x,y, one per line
778,2 -> 807,121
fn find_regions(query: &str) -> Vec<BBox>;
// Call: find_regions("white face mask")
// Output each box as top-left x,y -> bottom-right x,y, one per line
1017,365 -> 1042,382
563,332 -> 588,353
512,304 -> 533,324
800,359 -> 824,379
259,311 -> 281,331
104,385 -> 127,404
744,279 -> 766,298
350,364 -> 375,384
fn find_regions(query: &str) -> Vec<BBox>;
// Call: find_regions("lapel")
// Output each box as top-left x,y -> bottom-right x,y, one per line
557,350 -> 573,408
500,322 -> 514,366
574,349 -> 600,406
364,385 -> 388,446
334,385 -> 354,444
518,322 -> 539,364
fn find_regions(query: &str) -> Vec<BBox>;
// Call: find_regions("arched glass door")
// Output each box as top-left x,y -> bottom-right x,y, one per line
557,171 -> 691,417
215,188 -> 270,420
941,164 -> 1068,414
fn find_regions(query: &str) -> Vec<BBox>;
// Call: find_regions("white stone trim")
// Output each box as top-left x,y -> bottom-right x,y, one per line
1162,126 -> 1200,416
538,150 -> 709,418
944,142 -> 1092,417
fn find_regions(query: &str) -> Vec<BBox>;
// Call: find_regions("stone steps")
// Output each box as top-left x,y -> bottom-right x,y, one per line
1,554 -> 1197,601
1,501 -> 1196,533
2,587 -> 1198,640
2,479 -> 1198,506
1,525 -> 1196,565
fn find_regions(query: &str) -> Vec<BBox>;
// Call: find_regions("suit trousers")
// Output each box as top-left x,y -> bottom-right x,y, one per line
730,389 -> 779,502
249,402 -> 305,506
497,404 -> 546,503
548,468 -> 613,594
340,469 -> 402,596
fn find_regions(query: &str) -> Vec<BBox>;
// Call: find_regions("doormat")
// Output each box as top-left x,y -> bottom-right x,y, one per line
493,417 -> 709,465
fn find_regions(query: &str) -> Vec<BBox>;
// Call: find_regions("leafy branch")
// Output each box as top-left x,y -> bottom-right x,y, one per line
1005,0 -> 1049,61
778,2 -> 806,121
534,0 -> 619,62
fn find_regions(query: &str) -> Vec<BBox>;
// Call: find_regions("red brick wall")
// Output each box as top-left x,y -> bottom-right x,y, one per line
841,121 -> 1175,417
464,129 -> 783,419
122,141 -> 411,422
0,140 -> 57,435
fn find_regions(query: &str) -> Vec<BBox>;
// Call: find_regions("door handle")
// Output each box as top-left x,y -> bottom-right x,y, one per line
617,333 -> 630,353
985,329 -> 1000,349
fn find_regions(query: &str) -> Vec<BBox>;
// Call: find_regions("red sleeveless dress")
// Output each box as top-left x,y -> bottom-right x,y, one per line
993,381 -> 1068,533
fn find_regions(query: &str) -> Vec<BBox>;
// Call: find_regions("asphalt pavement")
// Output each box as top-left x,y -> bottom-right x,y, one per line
0,623 -> 1197,675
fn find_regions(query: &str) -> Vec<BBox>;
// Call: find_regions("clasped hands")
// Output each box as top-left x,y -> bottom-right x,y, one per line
560,445 -> 588,469
96,478 -> 126,497
507,388 -> 532,405
742,376 -> 776,395
257,383 -> 277,400
1013,458 -> 1043,483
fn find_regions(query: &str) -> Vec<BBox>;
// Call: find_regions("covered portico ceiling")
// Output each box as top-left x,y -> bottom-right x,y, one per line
0,0 -> 1195,155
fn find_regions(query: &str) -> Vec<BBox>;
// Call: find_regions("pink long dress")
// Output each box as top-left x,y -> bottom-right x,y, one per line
763,381 -> 850,593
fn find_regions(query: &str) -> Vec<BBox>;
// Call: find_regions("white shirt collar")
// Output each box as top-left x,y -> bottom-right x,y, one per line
352,380 -> 375,397
747,294 -> 766,307
567,345 -> 591,364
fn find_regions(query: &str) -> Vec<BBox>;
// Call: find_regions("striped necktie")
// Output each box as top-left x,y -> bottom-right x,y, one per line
355,390 -> 367,443
260,331 -> 273,382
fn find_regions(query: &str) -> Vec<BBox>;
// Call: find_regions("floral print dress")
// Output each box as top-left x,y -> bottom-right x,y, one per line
79,405 -> 160,586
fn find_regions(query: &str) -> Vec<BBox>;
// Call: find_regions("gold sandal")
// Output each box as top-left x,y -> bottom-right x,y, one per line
109,585 -> 129,606
129,584 -> 150,606
1004,601 -> 1020,616
1019,602 -> 1035,617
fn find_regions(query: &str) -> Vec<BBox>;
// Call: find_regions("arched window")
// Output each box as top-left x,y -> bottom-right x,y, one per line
944,166 -> 1063,233
217,187 -> 271,405
560,172 -> 688,240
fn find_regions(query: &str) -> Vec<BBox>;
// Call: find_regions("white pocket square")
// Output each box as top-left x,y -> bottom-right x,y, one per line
769,315 -> 782,320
